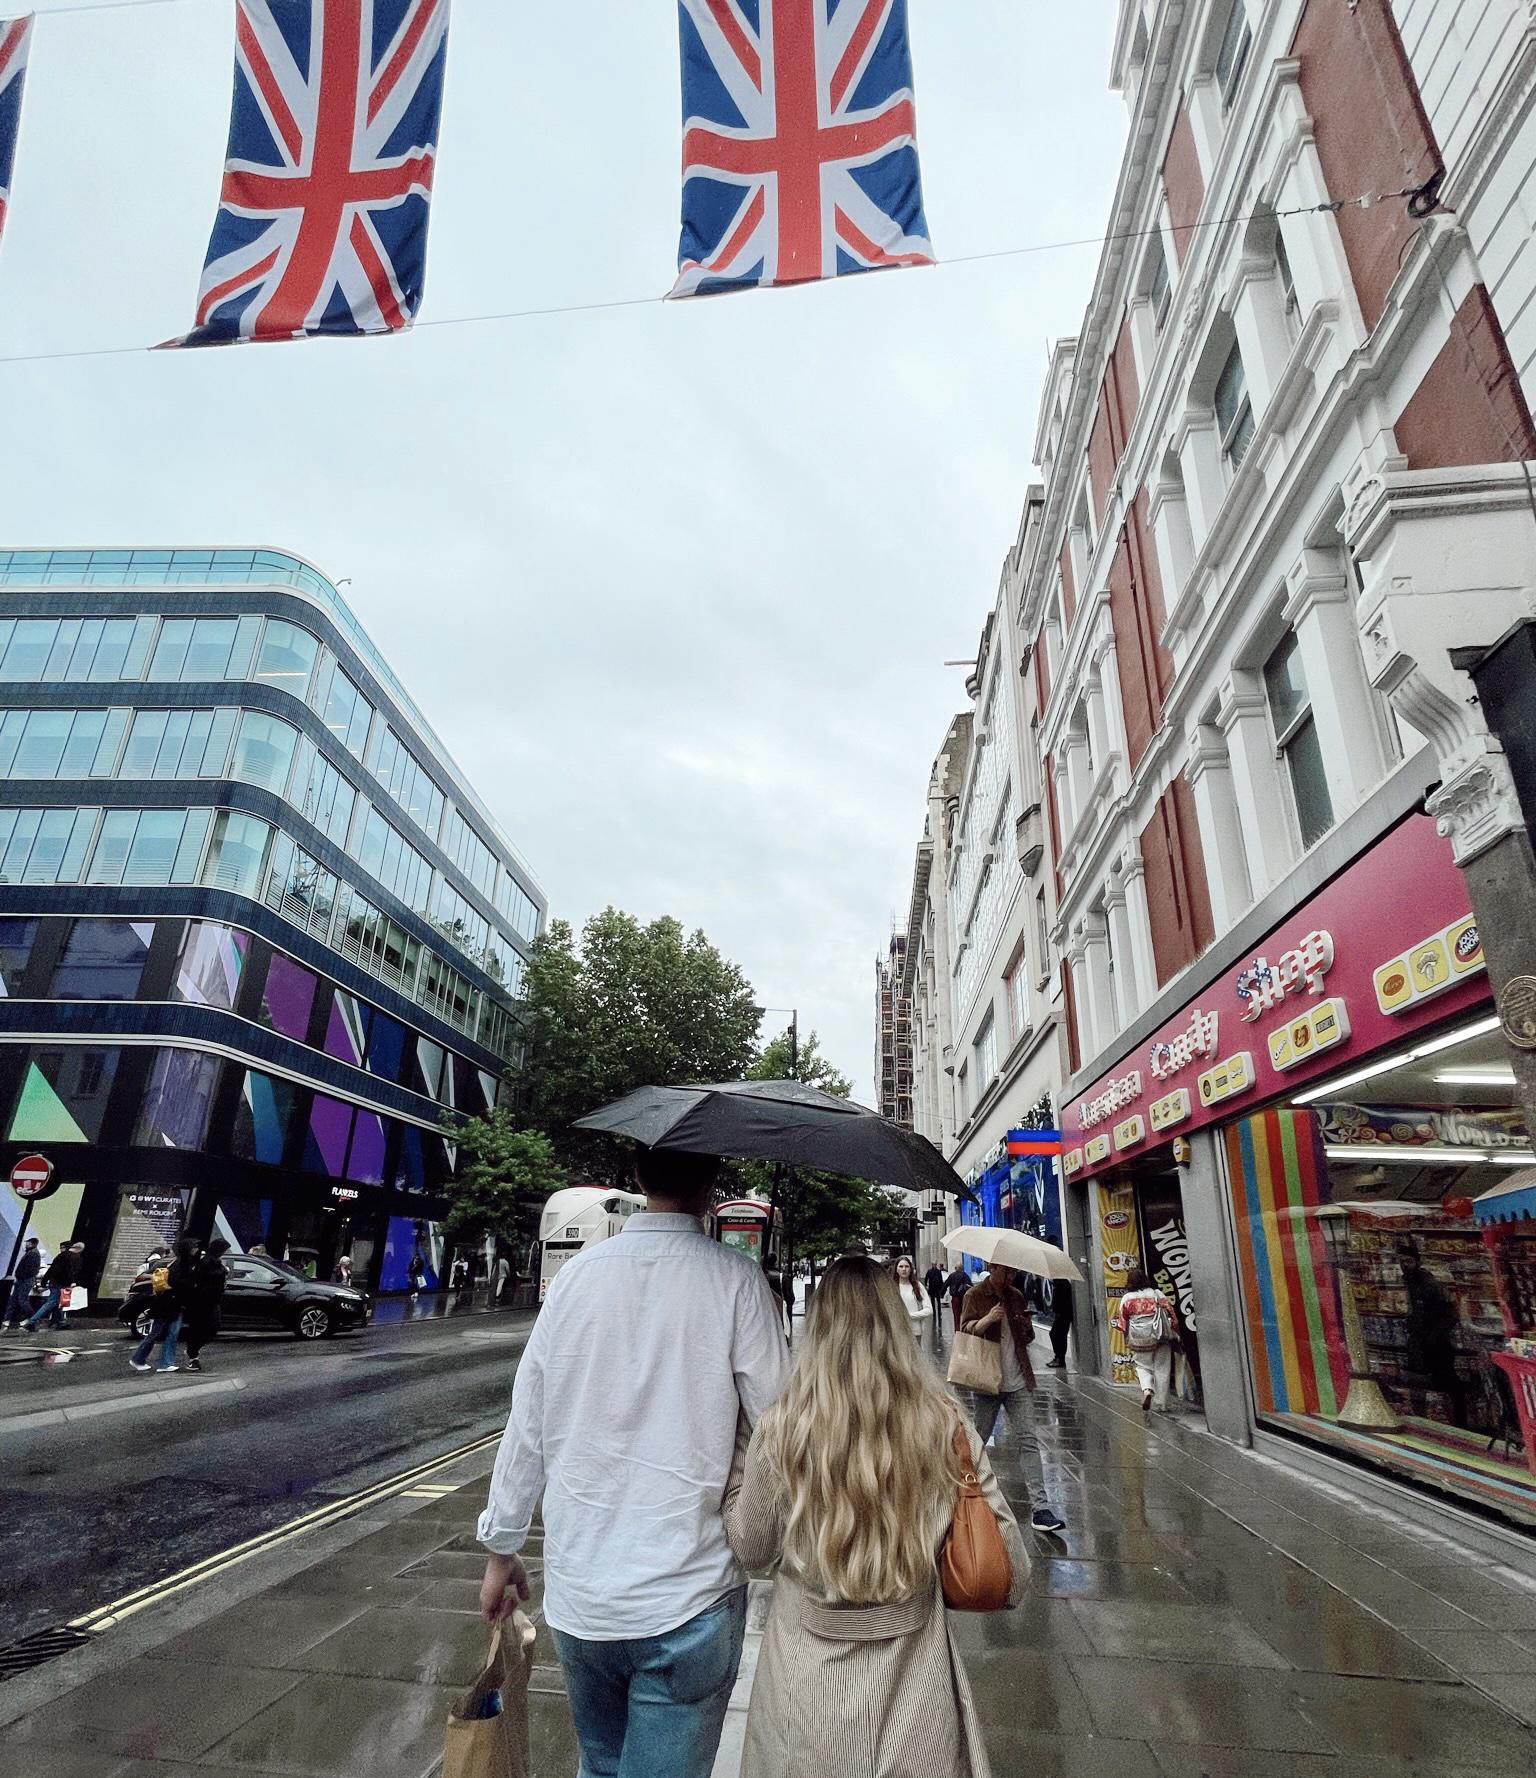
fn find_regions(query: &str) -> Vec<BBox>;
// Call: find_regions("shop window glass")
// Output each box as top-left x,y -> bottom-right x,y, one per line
232,1070 -> 296,1165
1226,1102 -> 1536,1519
7,1046 -> 121,1142
324,990 -> 371,1067
259,951 -> 318,1042
0,917 -> 37,995
452,1054 -> 487,1116
175,921 -> 248,1010
347,1108 -> 387,1184
367,1011 -> 408,1083
134,1049 -> 220,1149
304,1093 -> 354,1177
51,919 -> 154,1000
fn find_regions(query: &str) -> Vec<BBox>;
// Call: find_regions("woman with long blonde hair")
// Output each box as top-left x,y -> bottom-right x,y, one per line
726,1256 -> 1026,1777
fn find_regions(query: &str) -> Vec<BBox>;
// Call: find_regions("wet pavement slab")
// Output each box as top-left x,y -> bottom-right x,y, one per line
3,1365 -> 1536,1774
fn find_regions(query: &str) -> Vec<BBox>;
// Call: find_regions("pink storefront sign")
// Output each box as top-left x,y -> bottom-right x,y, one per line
1061,815 -> 1489,1175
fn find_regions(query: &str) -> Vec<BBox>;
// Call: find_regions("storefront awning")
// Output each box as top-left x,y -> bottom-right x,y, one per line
1474,1168 -> 1536,1227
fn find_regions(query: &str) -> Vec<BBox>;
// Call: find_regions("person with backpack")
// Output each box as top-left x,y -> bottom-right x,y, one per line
1114,1268 -> 1179,1412
183,1239 -> 231,1372
130,1236 -> 200,1374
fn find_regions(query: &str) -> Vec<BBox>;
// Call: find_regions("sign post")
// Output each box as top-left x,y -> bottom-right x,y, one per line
6,1153 -> 54,1277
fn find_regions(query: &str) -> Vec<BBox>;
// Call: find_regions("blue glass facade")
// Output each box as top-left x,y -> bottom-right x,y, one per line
0,548 -> 546,1299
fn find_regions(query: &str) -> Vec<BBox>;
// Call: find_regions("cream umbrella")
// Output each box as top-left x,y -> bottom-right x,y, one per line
942,1226 -> 1085,1282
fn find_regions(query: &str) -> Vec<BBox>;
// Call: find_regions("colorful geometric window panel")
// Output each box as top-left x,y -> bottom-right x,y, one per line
346,1107 -> 387,1185
231,1070 -> 295,1166
304,1092 -> 354,1178
324,990 -> 372,1067
412,1037 -> 446,1101
174,921 -> 248,1010
7,1047 -> 121,1143
51,919 -> 154,1001
260,952 -> 318,1043
134,1048 -> 221,1149
366,1011 -> 408,1084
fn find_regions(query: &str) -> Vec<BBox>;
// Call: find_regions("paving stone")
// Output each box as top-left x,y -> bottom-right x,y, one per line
1283,1671 -> 1536,1769
142,1596 -> 372,1669
1468,1671 -> 1536,1731
398,1549 -> 513,1581
203,1673 -> 460,1775
528,1692 -> 581,1776
1028,1558 -> 1199,1605
284,1606 -> 492,1687
951,1596 -> 1095,1657
960,1650 -> 1093,1734
1069,1599 -> 1289,1668
0,1658 -> 301,1761
983,1726 -> 1153,1776
1068,1657 -> 1334,1751
1409,1630 -> 1536,1675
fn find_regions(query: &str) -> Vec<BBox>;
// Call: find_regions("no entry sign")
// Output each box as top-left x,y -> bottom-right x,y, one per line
10,1154 -> 55,1201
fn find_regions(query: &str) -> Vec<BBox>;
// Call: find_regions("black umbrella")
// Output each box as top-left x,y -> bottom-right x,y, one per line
573,1078 -> 975,1200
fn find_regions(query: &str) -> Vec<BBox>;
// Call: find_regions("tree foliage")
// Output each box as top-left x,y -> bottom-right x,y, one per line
736,1031 -> 911,1264
520,909 -> 762,1181
439,1111 -> 567,1248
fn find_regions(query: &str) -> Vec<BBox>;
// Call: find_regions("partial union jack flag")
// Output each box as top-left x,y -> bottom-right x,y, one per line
0,14 -> 32,256
673,0 -> 933,298
177,0 -> 450,346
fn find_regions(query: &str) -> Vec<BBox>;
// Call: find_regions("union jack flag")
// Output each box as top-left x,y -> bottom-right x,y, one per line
0,14 -> 32,256
673,0 -> 933,298
177,0 -> 450,346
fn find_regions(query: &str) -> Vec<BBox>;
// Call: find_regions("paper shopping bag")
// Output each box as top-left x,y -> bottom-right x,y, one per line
946,1329 -> 1003,1394
444,1612 -> 537,1778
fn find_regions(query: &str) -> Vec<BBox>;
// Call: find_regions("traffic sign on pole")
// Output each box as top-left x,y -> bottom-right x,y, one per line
10,1154 -> 55,1201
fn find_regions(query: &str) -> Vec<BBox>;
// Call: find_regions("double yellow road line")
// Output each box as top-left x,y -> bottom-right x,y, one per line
69,1429 -> 502,1634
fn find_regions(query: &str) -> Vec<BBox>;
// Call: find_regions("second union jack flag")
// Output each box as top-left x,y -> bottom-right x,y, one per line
0,14 -> 32,256
179,0 -> 450,346
673,0 -> 933,298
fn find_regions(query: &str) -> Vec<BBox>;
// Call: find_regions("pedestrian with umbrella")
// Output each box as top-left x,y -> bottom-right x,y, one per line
945,1228 -> 1083,1536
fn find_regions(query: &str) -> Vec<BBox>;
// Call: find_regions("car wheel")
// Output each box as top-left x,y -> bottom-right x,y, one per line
295,1305 -> 332,1341
131,1308 -> 155,1339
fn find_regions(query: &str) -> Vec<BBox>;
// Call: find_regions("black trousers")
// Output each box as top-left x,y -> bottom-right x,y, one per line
1049,1311 -> 1072,1364
185,1311 -> 220,1359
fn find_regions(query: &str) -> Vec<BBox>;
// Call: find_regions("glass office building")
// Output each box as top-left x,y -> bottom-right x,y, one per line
0,549 -> 545,1299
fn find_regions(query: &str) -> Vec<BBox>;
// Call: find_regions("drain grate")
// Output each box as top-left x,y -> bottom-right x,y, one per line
0,1625 -> 92,1680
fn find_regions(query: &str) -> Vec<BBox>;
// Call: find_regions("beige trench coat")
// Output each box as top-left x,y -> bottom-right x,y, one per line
724,1416 -> 1028,1778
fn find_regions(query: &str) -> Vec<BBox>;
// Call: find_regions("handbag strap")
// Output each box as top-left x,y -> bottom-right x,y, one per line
951,1421 -> 982,1500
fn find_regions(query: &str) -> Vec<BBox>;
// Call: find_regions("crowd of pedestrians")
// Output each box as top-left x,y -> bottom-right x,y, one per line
2,1239 -> 86,1334
477,1149 -> 1083,1778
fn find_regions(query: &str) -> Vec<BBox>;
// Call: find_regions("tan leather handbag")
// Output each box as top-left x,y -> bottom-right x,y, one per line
939,1424 -> 1012,1612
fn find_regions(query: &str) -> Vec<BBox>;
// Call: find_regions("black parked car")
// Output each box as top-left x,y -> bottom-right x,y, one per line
118,1253 -> 369,1342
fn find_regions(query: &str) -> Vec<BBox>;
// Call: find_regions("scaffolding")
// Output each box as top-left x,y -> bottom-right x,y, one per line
874,929 -> 915,1129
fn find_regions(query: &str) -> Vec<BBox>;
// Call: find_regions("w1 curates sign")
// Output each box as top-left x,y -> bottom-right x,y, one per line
10,1152 -> 54,1200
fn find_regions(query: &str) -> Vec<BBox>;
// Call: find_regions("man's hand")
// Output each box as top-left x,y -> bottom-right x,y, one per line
480,1553 -> 531,1626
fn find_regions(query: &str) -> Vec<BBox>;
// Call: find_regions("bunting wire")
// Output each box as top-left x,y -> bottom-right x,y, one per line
0,188 -> 1426,371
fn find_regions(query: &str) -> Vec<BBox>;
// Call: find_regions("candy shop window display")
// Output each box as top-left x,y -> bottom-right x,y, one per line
1474,1171 -> 1536,1482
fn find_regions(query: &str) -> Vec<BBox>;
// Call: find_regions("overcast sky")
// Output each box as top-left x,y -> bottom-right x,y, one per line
0,0 -> 1125,1101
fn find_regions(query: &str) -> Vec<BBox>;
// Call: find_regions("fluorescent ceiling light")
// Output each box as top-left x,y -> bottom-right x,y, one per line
1293,1053 -> 1417,1105
1435,1069 -> 1518,1087
1293,1017 -> 1505,1107
1324,1145 -> 1490,1165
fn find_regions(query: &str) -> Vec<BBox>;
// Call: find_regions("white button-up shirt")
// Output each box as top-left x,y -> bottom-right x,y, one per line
478,1211 -> 791,1641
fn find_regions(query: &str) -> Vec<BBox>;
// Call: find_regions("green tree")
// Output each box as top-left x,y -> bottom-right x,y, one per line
737,1032 -> 911,1268
520,909 -> 762,1180
439,1110 -> 567,1253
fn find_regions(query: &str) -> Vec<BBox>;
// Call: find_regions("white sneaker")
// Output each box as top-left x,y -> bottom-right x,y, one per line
130,1361 -> 152,1373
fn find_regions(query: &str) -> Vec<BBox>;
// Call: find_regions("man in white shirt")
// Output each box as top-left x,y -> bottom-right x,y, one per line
479,1146 -> 790,1778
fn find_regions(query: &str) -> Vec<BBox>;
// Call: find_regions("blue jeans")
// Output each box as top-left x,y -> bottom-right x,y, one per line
24,1287 -> 64,1330
552,1587 -> 747,1778
133,1312 -> 182,1370
5,1279 -> 37,1326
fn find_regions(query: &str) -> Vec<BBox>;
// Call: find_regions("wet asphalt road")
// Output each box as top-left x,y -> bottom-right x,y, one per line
0,1304 -> 531,1647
